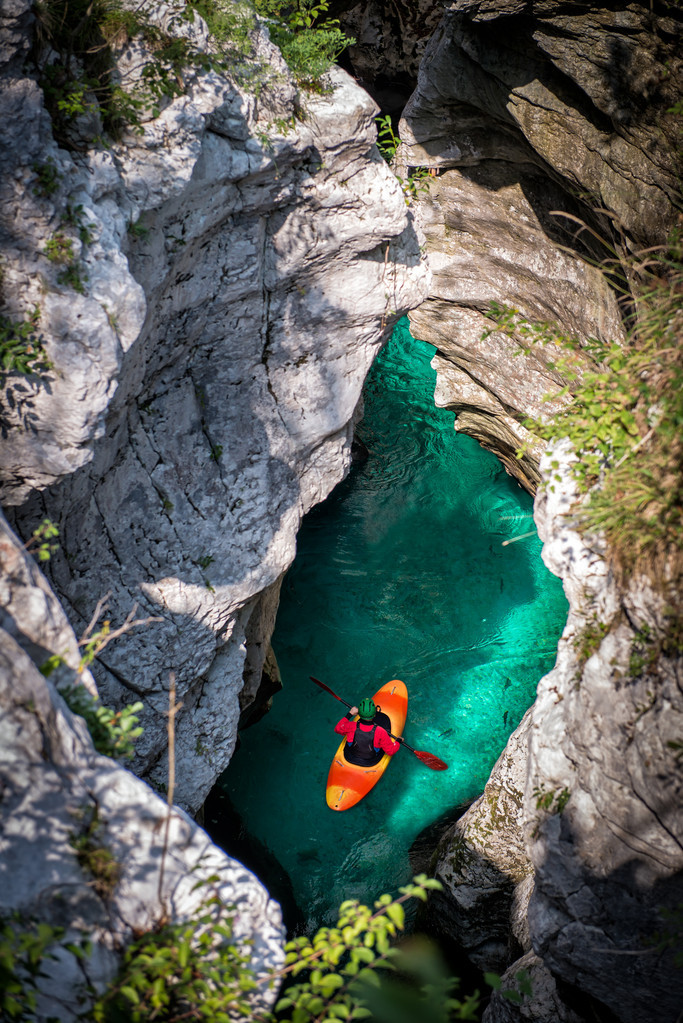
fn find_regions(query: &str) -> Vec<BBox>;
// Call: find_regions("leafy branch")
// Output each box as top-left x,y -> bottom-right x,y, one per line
375,114 -> 431,205
269,875 -> 479,1023
75,591 -> 162,673
22,518 -> 59,562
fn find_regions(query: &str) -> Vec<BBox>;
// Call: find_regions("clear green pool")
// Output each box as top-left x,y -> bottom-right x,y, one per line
214,319 -> 567,931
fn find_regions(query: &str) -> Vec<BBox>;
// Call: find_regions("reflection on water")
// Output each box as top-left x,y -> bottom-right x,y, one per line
214,319 -> 568,932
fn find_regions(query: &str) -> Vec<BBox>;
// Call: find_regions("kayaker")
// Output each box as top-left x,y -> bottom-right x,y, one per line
335,697 -> 402,765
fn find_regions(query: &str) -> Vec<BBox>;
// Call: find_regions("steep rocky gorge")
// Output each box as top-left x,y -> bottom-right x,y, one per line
0,0 -> 682,1021
0,0 -> 427,1013
1,0 -> 428,813
396,3 -> 682,1022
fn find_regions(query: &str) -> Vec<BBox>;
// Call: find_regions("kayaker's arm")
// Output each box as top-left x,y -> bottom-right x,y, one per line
334,715 -> 357,738
373,726 -> 401,756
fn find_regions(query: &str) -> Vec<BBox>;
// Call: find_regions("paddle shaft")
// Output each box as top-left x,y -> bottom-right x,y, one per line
309,675 -> 447,768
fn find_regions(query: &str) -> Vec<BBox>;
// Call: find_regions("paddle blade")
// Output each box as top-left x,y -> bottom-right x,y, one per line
413,749 -> 448,771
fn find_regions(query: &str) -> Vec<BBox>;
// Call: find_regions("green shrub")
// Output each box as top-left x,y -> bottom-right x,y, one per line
188,0 -> 257,53
58,683 -> 143,761
70,803 -> 122,901
32,158 -> 61,197
0,876 -> 480,1022
375,114 -> 432,204
93,874 -> 479,1023
482,235 -> 683,590
252,0 -> 353,88
0,916 -> 86,1020
34,0 -> 213,141
34,0 -> 354,149
0,310 -> 51,381
93,879 -> 256,1022
274,875 -> 479,1023
24,518 -> 60,562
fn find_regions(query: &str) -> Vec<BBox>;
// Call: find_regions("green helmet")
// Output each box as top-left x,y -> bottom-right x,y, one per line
358,698 -> 376,722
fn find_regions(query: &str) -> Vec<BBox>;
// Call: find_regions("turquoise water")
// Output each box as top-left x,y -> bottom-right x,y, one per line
216,319 -> 567,931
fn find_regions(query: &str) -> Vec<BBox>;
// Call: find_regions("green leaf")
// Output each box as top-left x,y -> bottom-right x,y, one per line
356,968 -> 380,988
484,971 -> 502,990
328,1005 -> 350,1019
385,903 -> 405,930
120,985 -> 141,1005
351,946 -> 374,965
319,973 -> 344,996
502,989 -> 524,1004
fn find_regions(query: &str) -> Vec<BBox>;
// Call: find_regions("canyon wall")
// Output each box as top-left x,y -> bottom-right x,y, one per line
401,3 -> 683,1021
2,0 -> 682,1018
0,0 -> 427,1012
401,0 -> 681,492
1,1 -> 428,818
0,510 -> 284,1019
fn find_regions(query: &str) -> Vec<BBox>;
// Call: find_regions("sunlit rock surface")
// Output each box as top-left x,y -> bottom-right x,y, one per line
1,1 -> 429,813
0,512 -> 284,1021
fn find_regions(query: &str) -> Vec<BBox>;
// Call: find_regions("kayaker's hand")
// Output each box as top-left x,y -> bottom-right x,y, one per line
350,706 -> 358,716
397,736 -> 404,744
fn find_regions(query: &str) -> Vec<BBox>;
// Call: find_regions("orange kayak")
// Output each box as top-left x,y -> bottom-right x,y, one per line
326,679 -> 408,811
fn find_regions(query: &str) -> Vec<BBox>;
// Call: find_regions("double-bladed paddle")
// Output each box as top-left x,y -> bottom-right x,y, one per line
310,675 -> 448,771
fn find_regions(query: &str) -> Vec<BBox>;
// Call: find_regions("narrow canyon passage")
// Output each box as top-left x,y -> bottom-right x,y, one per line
208,319 -> 568,931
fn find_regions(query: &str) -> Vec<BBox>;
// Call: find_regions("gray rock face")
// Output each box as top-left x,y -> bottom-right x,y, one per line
430,444 -> 683,1023
402,1 -> 681,246
0,513 -> 284,1020
523,445 -> 683,1023
483,950 -> 584,1023
431,710 -> 533,971
407,160 -> 624,491
400,0 -> 680,492
1,4 -> 428,813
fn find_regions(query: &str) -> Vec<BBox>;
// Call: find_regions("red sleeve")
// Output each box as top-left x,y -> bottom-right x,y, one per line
374,726 -> 400,755
335,717 -> 355,738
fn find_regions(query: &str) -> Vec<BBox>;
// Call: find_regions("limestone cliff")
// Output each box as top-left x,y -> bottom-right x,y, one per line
1,1 -> 428,817
403,4 -> 683,1021
401,0 -> 681,493
0,509 -> 284,1019
431,444 -> 683,1023
0,0 -> 427,1014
